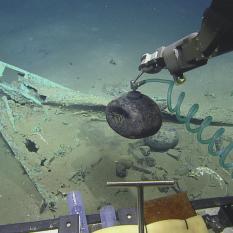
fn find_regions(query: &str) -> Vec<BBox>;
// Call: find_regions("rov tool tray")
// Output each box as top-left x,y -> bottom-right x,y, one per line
0,195 -> 233,233
0,214 -> 80,233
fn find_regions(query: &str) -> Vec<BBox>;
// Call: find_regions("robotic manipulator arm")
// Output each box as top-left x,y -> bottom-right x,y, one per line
139,0 -> 233,84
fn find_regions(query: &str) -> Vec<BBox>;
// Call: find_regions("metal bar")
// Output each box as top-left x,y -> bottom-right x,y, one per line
137,186 -> 144,233
134,71 -> 144,83
107,180 -> 175,233
191,196 -> 233,210
0,215 -> 80,233
107,180 -> 175,187
0,62 -> 6,77
0,218 -> 60,233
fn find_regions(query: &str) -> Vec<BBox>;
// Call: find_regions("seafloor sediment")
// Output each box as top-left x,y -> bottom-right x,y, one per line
0,91 -> 232,224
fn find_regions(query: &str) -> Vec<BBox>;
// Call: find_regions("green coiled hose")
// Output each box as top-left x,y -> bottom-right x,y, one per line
140,78 -> 233,175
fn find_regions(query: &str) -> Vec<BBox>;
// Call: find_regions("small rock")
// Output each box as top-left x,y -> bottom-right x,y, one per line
48,201 -> 57,212
117,159 -> 133,169
204,91 -> 216,98
115,162 -> 127,178
158,186 -> 169,193
109,58 -> 117,65
144,126 -> 179,151
60,183 -> 66,188
145,157 -> 156,167
139,146 -> 151,156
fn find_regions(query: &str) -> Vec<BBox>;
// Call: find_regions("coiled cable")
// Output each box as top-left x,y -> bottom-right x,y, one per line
138,78 -> 233,175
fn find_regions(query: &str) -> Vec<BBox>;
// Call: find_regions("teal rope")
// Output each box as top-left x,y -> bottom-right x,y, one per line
143,78 -> 233,174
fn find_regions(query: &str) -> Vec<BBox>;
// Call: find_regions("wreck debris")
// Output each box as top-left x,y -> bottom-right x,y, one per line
0,95 -> 56,210
115,162 -> 127,178
1,96 -> 16,132
0,60 -> 232,125
128,143 -> 145,165
204,91 -> 216,99
40,158 -> 47,166
0,59 -> 232,214
0,60 -> 109,109
69,166 -> 89,183
54,144 -> 72,157
109,58 -> 117,65
131,164 -> 153,174
48,201 -> 57,212
32,132 -> 48,144
166,149 -> 181,160
139,145 -> 151,157
55,189 -> 67,199
90,157 -> 103,169
115,158 -> 134,178
128,142 -> 156,168
39,200 -> 47,214
188,167 -> 228,194
144,156 -> 156,167
0,82 -> 43,106
114,188 -> 128,196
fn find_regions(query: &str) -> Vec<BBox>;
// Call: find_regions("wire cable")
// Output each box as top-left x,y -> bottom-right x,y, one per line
139,78 -> 233,176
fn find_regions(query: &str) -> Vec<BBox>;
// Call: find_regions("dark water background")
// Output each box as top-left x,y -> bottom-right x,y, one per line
0,0 -> 211,89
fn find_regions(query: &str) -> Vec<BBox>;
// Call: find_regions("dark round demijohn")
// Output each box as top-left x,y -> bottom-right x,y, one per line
105,91 -> 162,139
